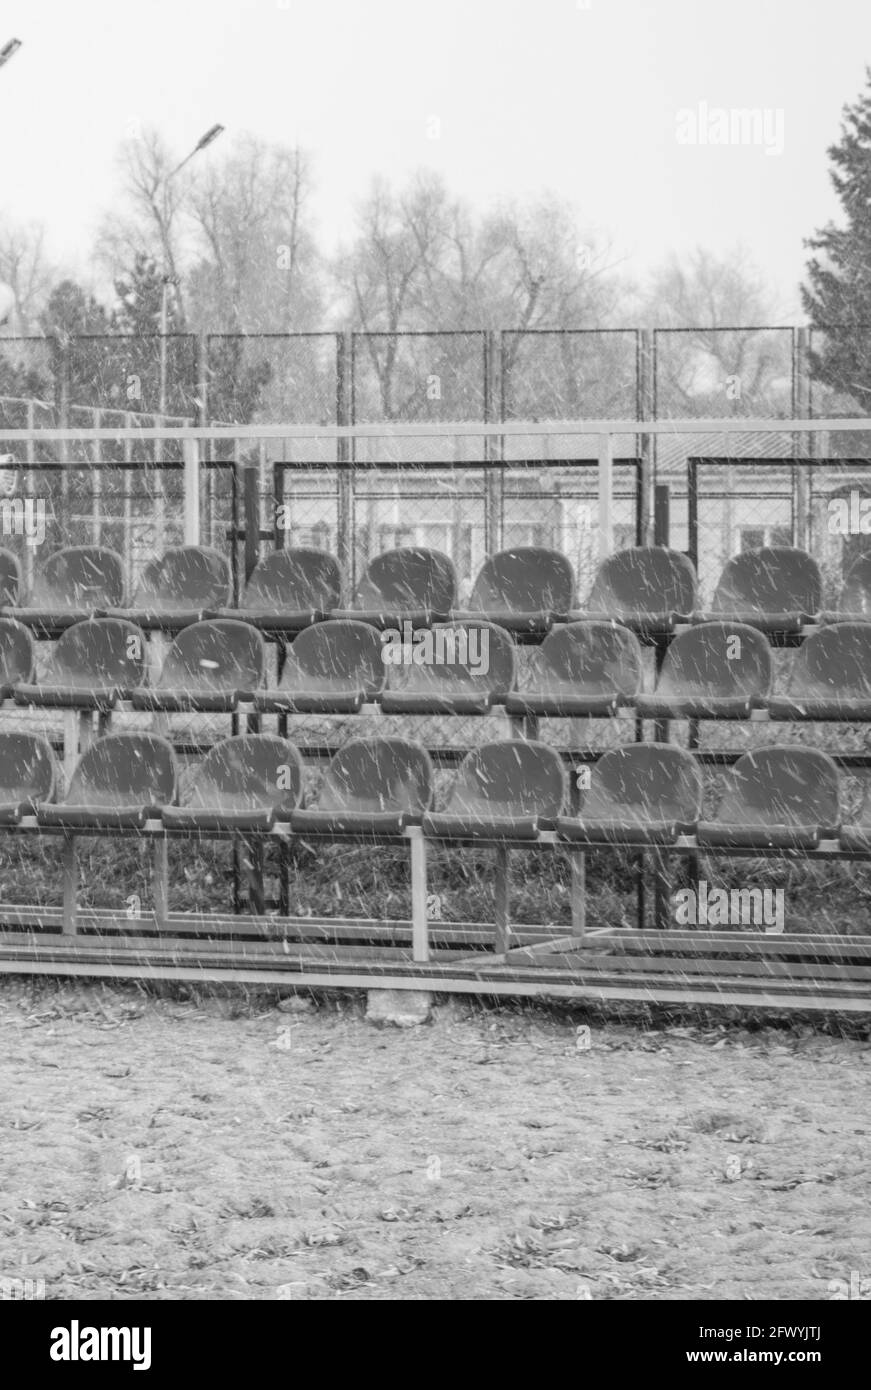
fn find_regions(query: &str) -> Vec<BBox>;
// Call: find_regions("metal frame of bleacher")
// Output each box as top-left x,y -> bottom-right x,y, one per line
0,417 -> 869,1011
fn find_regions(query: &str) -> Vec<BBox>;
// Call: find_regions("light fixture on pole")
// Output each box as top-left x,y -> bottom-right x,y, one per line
158,123 -> 225,418
0,38 -> 22,69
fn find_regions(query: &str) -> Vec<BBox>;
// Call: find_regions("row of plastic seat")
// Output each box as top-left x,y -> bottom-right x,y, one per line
0,731 -> 867,850
4,614 -> 871,720
4,542 -> 871,636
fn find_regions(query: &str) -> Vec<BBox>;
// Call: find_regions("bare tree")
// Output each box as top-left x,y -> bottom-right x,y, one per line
0,218 -> 57,332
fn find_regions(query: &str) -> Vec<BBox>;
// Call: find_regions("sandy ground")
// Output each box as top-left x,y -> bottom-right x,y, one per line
1,978 -> 870,1301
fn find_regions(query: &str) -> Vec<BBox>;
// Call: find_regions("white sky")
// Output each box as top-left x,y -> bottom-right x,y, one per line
2,0 -> 870,320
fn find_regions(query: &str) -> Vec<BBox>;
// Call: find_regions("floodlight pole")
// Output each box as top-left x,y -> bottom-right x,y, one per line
158,125 -> 225,419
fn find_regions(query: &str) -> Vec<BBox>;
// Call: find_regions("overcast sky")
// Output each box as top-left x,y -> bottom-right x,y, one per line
2,0 -> 870,320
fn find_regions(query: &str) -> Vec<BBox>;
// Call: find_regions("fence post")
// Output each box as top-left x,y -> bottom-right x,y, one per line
57,336 -> 70,508
639,329 -> 655,544
23,399 -> 35,596
597,433 -> 613,559
794,327 -> 812,550
337,331 -> 353,590
485,329 -> 504,556
92,408 -> 102,545
183,437 -> 200,545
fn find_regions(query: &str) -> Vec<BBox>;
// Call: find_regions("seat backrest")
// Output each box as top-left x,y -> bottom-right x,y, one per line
282,620 -> 385,692
385,621 -> 515,695
133,546 -> 231,611
0,548 -> 21,606
786,622 -> 871,696
581,744 -> 703,823
711,547 -> 822,616
586,547 -> 697,616
656,622 -> 772,697
31,546 -> 125,609
66,733 -> 177,808
469,549 -> 575,613
712,746 -> 840,828
311,738 -> 434,815
0,731 -> 57,805
838,553 -> 871,616
0,617 -> 34,685
532,621 -> 642,696
444,741 -> 566,819
243,549 -> 342,612
49,618 -> 146,689
157,620 -> 265,693
353,548 -> 457,612
186,735 -> 304,815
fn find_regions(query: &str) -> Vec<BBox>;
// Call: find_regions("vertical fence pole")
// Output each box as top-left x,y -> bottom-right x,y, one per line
92,408 -> 102,545
183,437 -> 200,545
24,399 -> 35,597
337,331 -> 353,589
58,337 -> 70,510
597,433 -> 613,560
409,831 -> 429,962
794,327 -> 812,550
485,330 -> 504,557
639,329 -> 655,545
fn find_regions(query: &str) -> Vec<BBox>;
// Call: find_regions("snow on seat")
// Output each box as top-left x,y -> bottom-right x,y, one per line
15,618 -> 146,710
381,620 -> 515,714
697,746 -> 840,851
0,731 -> 57,825
38,733 -> 177,831
255,619 -> 384,715
161,735 -> 304,832
700,547 -> 821,634
218,549 -> 342,633
11,546 -> 125,630
0,616 -> 34,697
422,740 -> 566,841
557,743 -> 703,845
577,547 -> 696,637
105,545 -> 230,629
506,620 -> 641,718
454,548 -> 574,634
131,619 -> 265,713
331,548 -> 456,628
291,737 -> 434,837
768,623 -> 871,720
635,621 -> 772,720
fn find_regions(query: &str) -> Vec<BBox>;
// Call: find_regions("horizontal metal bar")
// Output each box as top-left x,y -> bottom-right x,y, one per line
2,418 -> 871,441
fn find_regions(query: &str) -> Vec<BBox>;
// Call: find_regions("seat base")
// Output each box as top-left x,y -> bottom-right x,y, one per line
768,697 -> 871,721
254,690 -> 366,715
161,807 -> 276,832
636,695 -> 756,720
291,809 -> 407,836
505,693 -> 621,718
557,816 -> 680,845
696,821 -> 822,850
381,691 -> 493,715
14,683 -> 120,712
38,805 -> 150,830
422,812 -> 540,841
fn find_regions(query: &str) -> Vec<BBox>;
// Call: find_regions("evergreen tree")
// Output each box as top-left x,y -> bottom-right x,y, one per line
803,67 -> 871,410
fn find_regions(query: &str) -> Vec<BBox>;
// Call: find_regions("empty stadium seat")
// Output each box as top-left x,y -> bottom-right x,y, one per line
10,546 -> 125,629
701,547 -> 821,633
505,621 -> 642,717
105,545 -> 231,628
38,733 -> 177,830
697,747 -> 840,850
635,621 -> 772,720
0,617 -> 34,696
161,735 -> 304,832
14,618 -> 146,710
557,743 -> 703,845
0,548 -> 20,607
131,619 -> 265,712
0,731 -> 57,825
291,737 -> 434,836
455,548 -> 574,633
768,623 -> 871,720
255,620 -> 384,714
820,553 -> 871,622
219,548 -> 342,632
332,548 -> 456,627
578,547 -> 697,636
422,740 -> 566,840
381,620 -> 515,714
